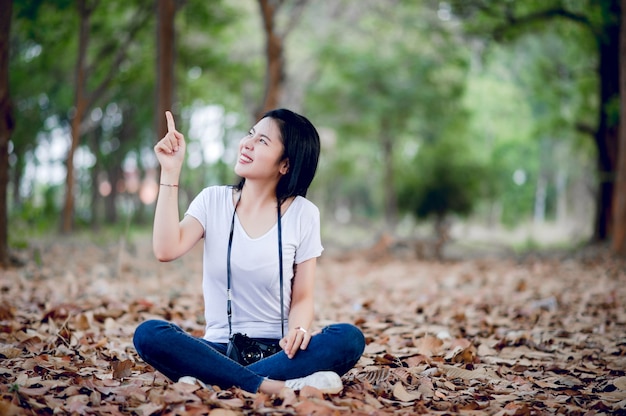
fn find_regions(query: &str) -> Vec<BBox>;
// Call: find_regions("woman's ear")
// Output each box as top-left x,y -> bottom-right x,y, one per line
280,159 -> 290,175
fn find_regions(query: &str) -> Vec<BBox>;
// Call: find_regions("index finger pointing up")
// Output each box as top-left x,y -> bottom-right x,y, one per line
165,111 -> 176,132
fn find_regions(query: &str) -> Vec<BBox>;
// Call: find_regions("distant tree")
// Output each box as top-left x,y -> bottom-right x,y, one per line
156,0 -> 177,140
61,1 -> 152,233
9,1 -> 75,219
450,0 -> 621,243
612,0 -> 626,254
306,1 -> 469,228
255,0 -> 308,120
0,0 -> 13,268
397,139 -> 488,259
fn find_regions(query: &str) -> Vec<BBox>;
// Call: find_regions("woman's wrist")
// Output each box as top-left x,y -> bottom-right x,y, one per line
160,172 -> 181,186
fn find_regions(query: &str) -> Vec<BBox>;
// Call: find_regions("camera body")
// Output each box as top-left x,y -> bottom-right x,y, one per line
227,333 -> 281,365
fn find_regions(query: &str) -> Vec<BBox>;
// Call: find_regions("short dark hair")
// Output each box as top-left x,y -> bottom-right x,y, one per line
237,108 -> 321,204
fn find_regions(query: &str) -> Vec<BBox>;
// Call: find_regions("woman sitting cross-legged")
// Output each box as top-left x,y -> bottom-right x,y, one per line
133,109 -> 365,394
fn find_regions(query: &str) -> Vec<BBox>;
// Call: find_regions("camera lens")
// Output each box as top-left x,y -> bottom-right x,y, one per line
243,346 -> 263,364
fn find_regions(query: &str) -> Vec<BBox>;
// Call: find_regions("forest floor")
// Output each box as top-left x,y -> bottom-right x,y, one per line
1,232 -> 625,415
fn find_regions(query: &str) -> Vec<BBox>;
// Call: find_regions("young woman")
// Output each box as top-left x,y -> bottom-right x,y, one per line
133,109 -> 365,394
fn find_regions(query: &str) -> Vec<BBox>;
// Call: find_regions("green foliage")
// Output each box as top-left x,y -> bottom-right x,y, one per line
4,0 -> 606,243
8,185 -> 61,248
397,138 -> 488,221
303,1 -> 470,222
454,2 -> 600,227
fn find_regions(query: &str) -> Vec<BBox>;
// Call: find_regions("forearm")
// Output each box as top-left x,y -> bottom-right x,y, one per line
288,297 -> 314,331
153,171 -> 182,261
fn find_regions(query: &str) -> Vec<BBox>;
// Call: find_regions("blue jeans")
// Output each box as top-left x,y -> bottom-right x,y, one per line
133,320 -> 365,393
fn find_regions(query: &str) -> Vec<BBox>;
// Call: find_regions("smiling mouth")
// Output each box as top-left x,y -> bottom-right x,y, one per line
239,154 -> 253,163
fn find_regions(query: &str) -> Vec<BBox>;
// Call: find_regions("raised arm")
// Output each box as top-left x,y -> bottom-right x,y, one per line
152,111 -> 204,262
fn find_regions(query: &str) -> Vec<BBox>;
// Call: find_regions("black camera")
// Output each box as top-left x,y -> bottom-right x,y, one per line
227,333 -> 281,365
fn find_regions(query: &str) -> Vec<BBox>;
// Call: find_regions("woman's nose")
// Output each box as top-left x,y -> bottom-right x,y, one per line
242,136 -> 254,149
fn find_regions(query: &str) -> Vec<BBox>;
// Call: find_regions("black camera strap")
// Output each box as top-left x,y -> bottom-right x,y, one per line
227,192 -> 285,340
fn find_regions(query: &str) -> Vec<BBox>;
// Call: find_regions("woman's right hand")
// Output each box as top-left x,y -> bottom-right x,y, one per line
154,111 -> 186,173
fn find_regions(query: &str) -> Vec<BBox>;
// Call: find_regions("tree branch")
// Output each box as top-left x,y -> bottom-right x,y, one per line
576,122 -> 597,138
280,0 -> 308,38
492,7 -> 595,40
85,3 -> 153,111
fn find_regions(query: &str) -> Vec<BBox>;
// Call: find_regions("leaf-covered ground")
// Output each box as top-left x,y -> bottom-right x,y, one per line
1,235 -> 625,415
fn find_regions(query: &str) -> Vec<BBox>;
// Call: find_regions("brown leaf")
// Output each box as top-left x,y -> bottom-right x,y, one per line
0,399 -> 23,416
392,382 -> 421,402
135,402 -> 165,416
0,346 -> 22,359
208,409 -> 240,416
73,313 -> 91,330
276,387 -> 298,408
111,359 -> 133,380
414,335 -> 443,357
299,385 -> 325,400
0,304 -> 14,320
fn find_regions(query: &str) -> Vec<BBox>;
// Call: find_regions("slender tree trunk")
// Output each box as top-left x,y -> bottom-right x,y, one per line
612,0 -> 626,253
534,175 -> 547,224
156,0 -> 176,140
104,166 -> 120,224
555,169 -> 567,223
0,0 -> 13,268
62,0 -> 91,233
88,127 -> 101,230
257,0 -> 285,120
381,126 -> 397,228
593,0 -> 621,242
11,159 -> 21,207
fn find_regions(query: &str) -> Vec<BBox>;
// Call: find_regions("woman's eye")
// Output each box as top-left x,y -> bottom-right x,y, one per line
248,130 -> 254,136
260,138 -> 267,144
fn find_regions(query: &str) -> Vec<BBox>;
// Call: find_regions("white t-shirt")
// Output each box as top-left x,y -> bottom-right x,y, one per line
185,185 -> 324,343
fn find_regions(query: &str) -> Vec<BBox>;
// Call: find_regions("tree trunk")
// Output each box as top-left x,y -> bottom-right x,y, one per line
88,127 -> 101,230
62,0 -> 91,233
61,2 -> 151,233
156,0 -> 176,140
257,0 -> 285,120
612,0 -> 626,253
592,0 -> 621,242
0,0 -> 13,268
534,175 -> 547,224
381,126 -> 397,228
104,166 -> 120,224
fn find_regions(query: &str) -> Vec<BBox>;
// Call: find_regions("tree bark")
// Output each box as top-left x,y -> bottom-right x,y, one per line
257,0 -> 285,120
0,0 -> 13,268
611,0 -> 626,253
593,0 -> 621,242
381,125 -> 397,228
62,0 -> 91,233
156,0 -> 176,140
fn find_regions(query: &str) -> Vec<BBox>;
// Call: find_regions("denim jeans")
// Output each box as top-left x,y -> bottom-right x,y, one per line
133,319 -> 365,393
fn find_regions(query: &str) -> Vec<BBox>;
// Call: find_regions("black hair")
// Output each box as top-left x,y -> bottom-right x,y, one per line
236,108 -> 321,204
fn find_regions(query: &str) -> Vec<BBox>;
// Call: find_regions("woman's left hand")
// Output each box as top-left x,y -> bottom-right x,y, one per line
280,327 -> 311,359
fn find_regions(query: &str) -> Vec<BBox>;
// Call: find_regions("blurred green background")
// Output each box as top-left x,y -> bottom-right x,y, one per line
3,0 -> 622,259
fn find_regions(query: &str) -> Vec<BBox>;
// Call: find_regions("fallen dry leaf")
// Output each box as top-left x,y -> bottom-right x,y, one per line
111,359 -> 133,380
1,236 -> 625,414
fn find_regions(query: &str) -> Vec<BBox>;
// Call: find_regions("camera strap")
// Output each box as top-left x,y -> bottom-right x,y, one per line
227,192 -> 285,339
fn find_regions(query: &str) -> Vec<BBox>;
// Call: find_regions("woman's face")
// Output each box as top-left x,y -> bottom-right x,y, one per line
234,117 -> 288,181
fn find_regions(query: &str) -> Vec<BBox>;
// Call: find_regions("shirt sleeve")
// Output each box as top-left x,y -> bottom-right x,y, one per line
294,201 -> 324,264
185,186 -> 214,233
